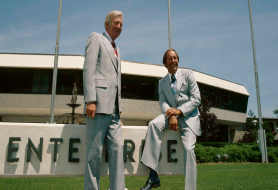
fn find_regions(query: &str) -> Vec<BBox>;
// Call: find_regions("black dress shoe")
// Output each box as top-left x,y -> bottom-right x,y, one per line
140,177 -> 161,190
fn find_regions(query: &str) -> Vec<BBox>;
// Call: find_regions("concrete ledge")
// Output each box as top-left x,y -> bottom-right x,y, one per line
0,123 -> 185,177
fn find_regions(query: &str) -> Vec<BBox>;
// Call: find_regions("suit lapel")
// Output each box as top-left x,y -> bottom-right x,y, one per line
101,32 -> 118,71
176,69 -> 184,91
161,76 -> 176,103
117,47 -> 120,74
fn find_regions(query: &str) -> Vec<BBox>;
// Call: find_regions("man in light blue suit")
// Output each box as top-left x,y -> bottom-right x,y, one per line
83,10 -> 126,190
141,49 -> 201,190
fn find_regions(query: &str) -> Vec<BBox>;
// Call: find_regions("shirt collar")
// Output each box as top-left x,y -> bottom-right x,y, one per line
168,69 -> 178,83
105,31 -> 113,43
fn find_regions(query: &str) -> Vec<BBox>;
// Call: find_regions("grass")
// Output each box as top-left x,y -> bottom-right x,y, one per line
1,163 -> 278,190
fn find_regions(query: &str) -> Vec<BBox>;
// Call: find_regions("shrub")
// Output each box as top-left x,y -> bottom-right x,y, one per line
267,147 -> 278,162
266,132 -> 275,147
195,143 -> 278,163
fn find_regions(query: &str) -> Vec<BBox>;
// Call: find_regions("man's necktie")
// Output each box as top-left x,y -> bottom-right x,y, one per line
171,74 -> 176,95
111,42 -> 118,58
171,74 -> 176,83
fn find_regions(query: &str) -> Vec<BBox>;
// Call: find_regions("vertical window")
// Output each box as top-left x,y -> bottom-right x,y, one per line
12,69 -> 21,93
76,70 -> 83,95
129,76 -> 139,99
243,96 -> 248,113
121,75 -> 130,98
2,68 -> 12,93
57,70 -> 67,94
218,89 -> 224,109
214,89 -> 220,108
21,69 -> 31,93
0,69 -> 2,93
146,77 -> 156,100
154,78 -> 159,101
40,69 -> 52,94
232,93 -> 237,111
227,92 -> 233,110
67,70 -> 76,94
236,94 -> 241,112
138,77 -> 146,99
31,69 -> 40,94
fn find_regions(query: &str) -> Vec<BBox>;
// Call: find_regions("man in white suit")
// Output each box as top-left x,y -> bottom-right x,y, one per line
140,49 -> 201,190
83,10 -> 126,190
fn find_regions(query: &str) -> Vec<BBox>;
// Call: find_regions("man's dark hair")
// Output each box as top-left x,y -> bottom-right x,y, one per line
162,49 -> 179,65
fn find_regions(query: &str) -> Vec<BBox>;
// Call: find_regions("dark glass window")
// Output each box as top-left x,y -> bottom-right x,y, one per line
146,77 -> 158,100
0,69 -> 2,93
31,70 -> 40,93
198,82 -> 249,113
121,74 -> 159,101
40,69 -> 52,94
121,75 -> 131,98
217,125 -> 229,142
243,96 -> 248,113
12,69 -> 21,93
138,77 -> 146,99
214,89 -> 220,108
21,69 -> 32,93
57,70 -> 68,94
2,68 -> 12,93
0,68 -> 248,113
129,76 -> 139,99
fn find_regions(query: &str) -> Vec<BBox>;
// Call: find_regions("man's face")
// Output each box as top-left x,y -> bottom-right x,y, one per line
164,50 -> 179,74
106,16 -> 123,41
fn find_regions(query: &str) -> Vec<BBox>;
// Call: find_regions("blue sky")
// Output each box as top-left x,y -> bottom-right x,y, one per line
1,0 -> 277,118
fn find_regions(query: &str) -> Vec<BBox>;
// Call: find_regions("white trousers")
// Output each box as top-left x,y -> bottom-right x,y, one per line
141,114 -> 197,190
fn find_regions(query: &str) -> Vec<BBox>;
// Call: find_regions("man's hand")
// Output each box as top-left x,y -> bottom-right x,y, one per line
169,116 -> 179,131
166,108 -> 182,118
86,102 -> 96,119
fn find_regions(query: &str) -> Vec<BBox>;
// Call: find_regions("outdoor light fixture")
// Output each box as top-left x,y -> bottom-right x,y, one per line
223,154 -> 228,163
216,154 -> 221,162
252,119 -> 257,126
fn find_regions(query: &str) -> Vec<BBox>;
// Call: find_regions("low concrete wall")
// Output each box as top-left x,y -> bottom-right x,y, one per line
0,123 -> 185,177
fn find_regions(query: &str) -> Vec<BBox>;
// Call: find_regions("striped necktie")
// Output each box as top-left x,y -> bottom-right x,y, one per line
111,42 -> 118,58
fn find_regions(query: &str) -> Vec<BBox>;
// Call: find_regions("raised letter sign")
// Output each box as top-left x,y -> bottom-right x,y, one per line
124,140 -> 135,162
167,140 -> 178,162
7,137 -> 21,162
27,138 -> 43,162
68,138 -> 80,162
50,138 -> 63,162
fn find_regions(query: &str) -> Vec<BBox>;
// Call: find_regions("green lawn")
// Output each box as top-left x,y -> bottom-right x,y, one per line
1,163 -> 278,190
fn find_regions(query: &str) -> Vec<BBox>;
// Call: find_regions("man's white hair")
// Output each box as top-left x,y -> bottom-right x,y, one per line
104,10 -> 123,29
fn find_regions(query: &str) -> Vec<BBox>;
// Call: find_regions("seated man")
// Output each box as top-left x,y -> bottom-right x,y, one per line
140,49 -> 201,190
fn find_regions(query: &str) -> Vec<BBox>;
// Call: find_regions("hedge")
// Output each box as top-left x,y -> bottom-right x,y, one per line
195,143 -> 278,163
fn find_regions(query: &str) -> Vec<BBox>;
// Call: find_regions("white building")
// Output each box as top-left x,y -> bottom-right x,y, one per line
0,53 -> 249,142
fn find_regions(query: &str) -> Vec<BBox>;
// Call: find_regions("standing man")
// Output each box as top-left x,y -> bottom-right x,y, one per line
140,49 -> 201,190
83,10 -> 125,190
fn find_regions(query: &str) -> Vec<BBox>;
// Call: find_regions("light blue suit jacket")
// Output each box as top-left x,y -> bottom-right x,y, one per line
83,32 -> 121,114
159,69 -> 202,136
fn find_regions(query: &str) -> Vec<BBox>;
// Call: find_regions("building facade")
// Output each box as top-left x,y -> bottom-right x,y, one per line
0,53 -> 249,142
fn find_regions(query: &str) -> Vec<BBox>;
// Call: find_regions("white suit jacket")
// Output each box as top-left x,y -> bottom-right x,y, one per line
159,69 -> 201,136
83,32 -> 121,114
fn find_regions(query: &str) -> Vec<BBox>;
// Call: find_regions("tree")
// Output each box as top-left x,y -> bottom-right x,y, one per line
198,94 -> 220,142
240,109 -> 275,146
241,109 -> 258,143
262,118 -> 275,146
274,107 -> 278,118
